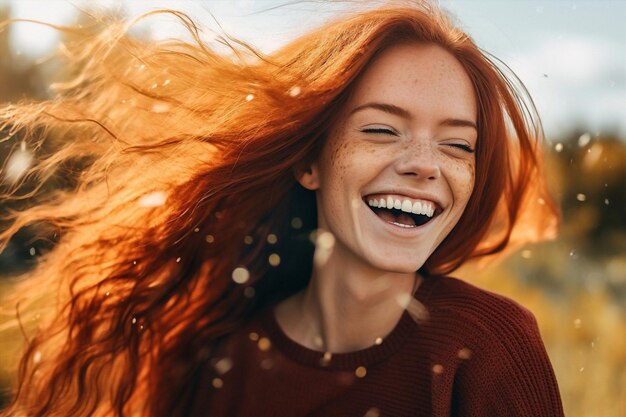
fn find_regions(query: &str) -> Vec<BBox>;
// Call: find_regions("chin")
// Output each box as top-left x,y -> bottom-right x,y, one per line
365,253 -> 427,275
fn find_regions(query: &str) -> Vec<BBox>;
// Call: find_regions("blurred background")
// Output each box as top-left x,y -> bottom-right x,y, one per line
0,1 -> 624,416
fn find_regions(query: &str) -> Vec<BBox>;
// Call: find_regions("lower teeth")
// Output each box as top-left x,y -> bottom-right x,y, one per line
390,221 -> 417,228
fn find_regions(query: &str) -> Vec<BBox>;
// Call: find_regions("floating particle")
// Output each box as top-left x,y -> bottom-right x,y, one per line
604,199 -> 610,205
139,191 -> 167,207
132,317 -> 137,324
576,193 -> 586,202
316,231 -> 335,249
133,260 -> 137,265
569,250 -> 577,258
232,267 -> 250,284
579,367 -> 584,373
244,287 -> 256,298
578,133 -> 591,147
194,227 -> 200,232
244,235 -> 253,245
457,348 -> 472,360
355,366 -> 367,378
214,357 -> 233,375
260,358 -> 274,370
313,230 -> 336,266
406,298 -> 430,323
150,82 -> 158,89
521,250 -> 532,259
29,247 -> 36,256
374,337 -> 383,345
320,351 -> 332,366
151,103 -> 170,113
363,407 -> 380,417
537,197 -> 546,205
245,94 -> 254,102
432,364 -> 444,374
248,332 -> 259,341
163,79 -> 171,86
206,235 -> 215,243
554,143 -> 563,152
267,234 -> 278,244
574,318 -> 582,329
395,292 -> 412,309
288,86 -> 301,97
291,217 -> 303,229
313,336 -> 324,348
105,291 -> 110,296
268,253 -> 281,267
4,146 -> 33,183
176,257 -> 181,263
33,351 -> 42,364
257,337 -> 271,351
138,64 -> 146,71
212,378 -> 223,388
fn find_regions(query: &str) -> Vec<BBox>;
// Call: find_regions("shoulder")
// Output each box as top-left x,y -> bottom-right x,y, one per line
424,275 -> 540,342
423,277 -> 565,416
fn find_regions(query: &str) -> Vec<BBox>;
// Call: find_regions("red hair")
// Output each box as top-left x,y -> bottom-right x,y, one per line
0,3 -> 557,416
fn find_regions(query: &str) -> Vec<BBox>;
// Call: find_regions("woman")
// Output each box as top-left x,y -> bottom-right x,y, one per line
0,2 -> 562,416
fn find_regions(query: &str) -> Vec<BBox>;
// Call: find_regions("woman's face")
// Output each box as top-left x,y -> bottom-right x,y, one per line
299,43 -> 478,273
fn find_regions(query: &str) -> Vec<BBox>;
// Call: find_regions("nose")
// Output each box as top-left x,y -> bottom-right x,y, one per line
394,143 -> 441,180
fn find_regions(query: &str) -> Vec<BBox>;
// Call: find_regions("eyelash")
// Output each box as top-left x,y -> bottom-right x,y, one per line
448,143 -> 475,154
361,127 -> 398,136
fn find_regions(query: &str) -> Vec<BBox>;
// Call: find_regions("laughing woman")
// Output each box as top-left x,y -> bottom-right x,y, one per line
0,2 -> 563,417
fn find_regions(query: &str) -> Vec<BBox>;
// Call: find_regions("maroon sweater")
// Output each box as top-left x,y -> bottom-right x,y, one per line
194,275 -> 565,416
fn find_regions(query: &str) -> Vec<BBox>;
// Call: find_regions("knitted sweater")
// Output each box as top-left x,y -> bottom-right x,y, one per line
194,275 -> 565,417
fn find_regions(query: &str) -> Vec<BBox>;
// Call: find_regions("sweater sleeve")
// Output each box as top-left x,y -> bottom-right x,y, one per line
450,299 -> 565,417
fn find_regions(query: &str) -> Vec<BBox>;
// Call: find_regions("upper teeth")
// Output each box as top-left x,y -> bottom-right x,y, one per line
367,197 -> 435,217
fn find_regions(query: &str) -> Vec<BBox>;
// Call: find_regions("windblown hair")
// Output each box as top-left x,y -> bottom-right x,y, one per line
0,2 -> 558,416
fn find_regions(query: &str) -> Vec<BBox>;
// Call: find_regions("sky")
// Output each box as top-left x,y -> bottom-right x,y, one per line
2,0 -> 625,141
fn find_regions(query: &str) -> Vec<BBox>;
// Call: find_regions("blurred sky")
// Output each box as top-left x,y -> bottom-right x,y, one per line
2,0 -> 625,141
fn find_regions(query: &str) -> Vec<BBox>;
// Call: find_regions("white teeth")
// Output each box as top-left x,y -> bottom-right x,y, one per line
366,195 -> 437,218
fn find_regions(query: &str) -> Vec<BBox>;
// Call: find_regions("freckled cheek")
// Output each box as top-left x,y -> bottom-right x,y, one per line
445,160 -> 475,204
454,162 -> 476,203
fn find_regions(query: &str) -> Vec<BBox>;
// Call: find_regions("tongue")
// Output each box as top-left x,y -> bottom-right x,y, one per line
376,210 -> 417,227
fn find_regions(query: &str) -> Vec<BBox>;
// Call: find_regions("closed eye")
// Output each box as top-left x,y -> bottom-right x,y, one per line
447,143 -> 475,153
361,127 -> 398,136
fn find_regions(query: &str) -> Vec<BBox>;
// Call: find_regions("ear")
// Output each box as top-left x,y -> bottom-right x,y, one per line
294,162 -> 320,191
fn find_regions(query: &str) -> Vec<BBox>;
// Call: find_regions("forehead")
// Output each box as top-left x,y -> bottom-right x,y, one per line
346,43 -> 477,122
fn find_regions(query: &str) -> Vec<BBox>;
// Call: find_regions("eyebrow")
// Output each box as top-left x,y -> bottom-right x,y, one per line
349,102 -> 477,131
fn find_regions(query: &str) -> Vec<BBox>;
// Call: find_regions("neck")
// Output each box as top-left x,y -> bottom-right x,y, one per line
275,241 -> 420,353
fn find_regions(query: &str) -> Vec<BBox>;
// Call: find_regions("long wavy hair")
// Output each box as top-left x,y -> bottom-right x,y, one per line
0,2 -> 558,416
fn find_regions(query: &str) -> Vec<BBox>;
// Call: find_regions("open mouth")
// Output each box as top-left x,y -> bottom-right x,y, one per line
364,195 -> 439,228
